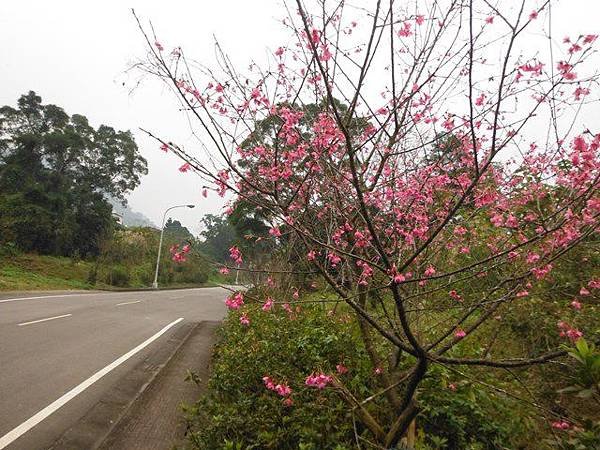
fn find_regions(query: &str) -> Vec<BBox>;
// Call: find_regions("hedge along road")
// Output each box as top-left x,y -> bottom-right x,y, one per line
0,288 -> 228,449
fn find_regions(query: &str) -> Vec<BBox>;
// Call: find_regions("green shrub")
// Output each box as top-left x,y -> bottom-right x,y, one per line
185,301 -> 367,449
183,296 -> 532,450
108,266 -> 130,287
176,265 -> 209,284
0,242 -> 20,257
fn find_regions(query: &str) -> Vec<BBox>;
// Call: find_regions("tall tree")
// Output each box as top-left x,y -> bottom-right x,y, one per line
0,91 -> 148,256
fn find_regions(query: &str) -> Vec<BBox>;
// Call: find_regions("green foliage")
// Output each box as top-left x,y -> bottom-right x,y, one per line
164,218 -> 193,242
108,266 -> 130,287
559,338 -> 600,401
0,226 -> 213,290
198,214 -> 238,263
184,298 -> 533,450
0,91 -> 147,257
96,226 -> 211,288
185,302 -> 367,449
419,365 -> 526,449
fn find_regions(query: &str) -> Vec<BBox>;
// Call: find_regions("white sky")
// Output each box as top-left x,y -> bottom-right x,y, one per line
1,1 -> 598,233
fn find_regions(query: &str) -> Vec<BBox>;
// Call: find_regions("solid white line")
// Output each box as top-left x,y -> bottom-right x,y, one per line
115,300 -> 142,306
0,317 -> 184,449
17,314 -> 72,327
0,288 -> 214,304
0,294 -> 83,304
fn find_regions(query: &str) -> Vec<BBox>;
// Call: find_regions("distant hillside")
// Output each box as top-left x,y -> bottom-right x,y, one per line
108,198 -> 156,228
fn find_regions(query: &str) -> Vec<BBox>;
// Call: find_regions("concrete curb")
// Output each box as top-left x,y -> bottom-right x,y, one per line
48,321 -> 203,450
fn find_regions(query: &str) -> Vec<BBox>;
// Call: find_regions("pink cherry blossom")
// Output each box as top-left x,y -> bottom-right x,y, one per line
225,292 -> 244,310
336,364 -> 348,375
574,87 -> 590,101
239,313 -> 250,326
424,266 -> 436,277
397,21 -> 412,37
557,321 -> 583,342
262,297 -> 274,311
588,279 -> 600,289
305,373 -> 333,389
275,383 -> 291,396
551,420 -> 571,430
229,246 -> 243,265
454,328 -> 467,339
449,290 -> 462,302
570,300 -> 582,310
262,376 -> 275,390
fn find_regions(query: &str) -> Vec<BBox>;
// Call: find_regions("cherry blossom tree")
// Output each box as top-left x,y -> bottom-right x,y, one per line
135,0 -> 599,445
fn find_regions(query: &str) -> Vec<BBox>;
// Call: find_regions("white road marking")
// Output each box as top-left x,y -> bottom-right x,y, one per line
17,314 -> 72,327
0,317 -> 185,449
0,294 -> 86,304
115,300 -> 142,306
0,287 -> 218,304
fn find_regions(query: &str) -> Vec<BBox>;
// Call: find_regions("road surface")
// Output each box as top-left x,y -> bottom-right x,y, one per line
0,288 -> 228,449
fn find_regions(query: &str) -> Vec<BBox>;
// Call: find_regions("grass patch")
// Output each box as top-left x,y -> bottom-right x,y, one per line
0,262 -> 92,291
0,253 -> 220,292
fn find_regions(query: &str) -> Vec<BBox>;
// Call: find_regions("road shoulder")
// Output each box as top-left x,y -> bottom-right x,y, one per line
48,321 -> 218,450
97,321 -> 219,450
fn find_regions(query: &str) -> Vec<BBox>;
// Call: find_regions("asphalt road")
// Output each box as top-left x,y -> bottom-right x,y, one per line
0,287 -> 228,449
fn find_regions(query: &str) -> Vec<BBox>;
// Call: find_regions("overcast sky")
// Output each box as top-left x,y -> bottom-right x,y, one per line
1,1 -> 598,234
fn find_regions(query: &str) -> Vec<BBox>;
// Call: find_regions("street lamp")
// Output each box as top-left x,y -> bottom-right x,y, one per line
152,204 -> 195,289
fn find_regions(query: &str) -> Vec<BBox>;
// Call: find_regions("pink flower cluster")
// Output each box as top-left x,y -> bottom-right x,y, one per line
229,246 -> 243,265
170,243 -> 191,263
225,292 -> 244,310
336,364 -> 348,375
551,420 -> 571,430
262,297 -> 274,311
239,312 -> 250,326
263,376 -> 292,397
305,372 -> 333,389
269,226 -> 282,237
454,328 -> 467,339
557,321 -> 583,342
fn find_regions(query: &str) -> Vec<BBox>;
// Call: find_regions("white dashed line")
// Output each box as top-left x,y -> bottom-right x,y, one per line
115,300 -> 142,307
17,314 -> 72,327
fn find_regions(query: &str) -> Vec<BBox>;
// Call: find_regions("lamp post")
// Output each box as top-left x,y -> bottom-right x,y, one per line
152,204 -> 195,289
